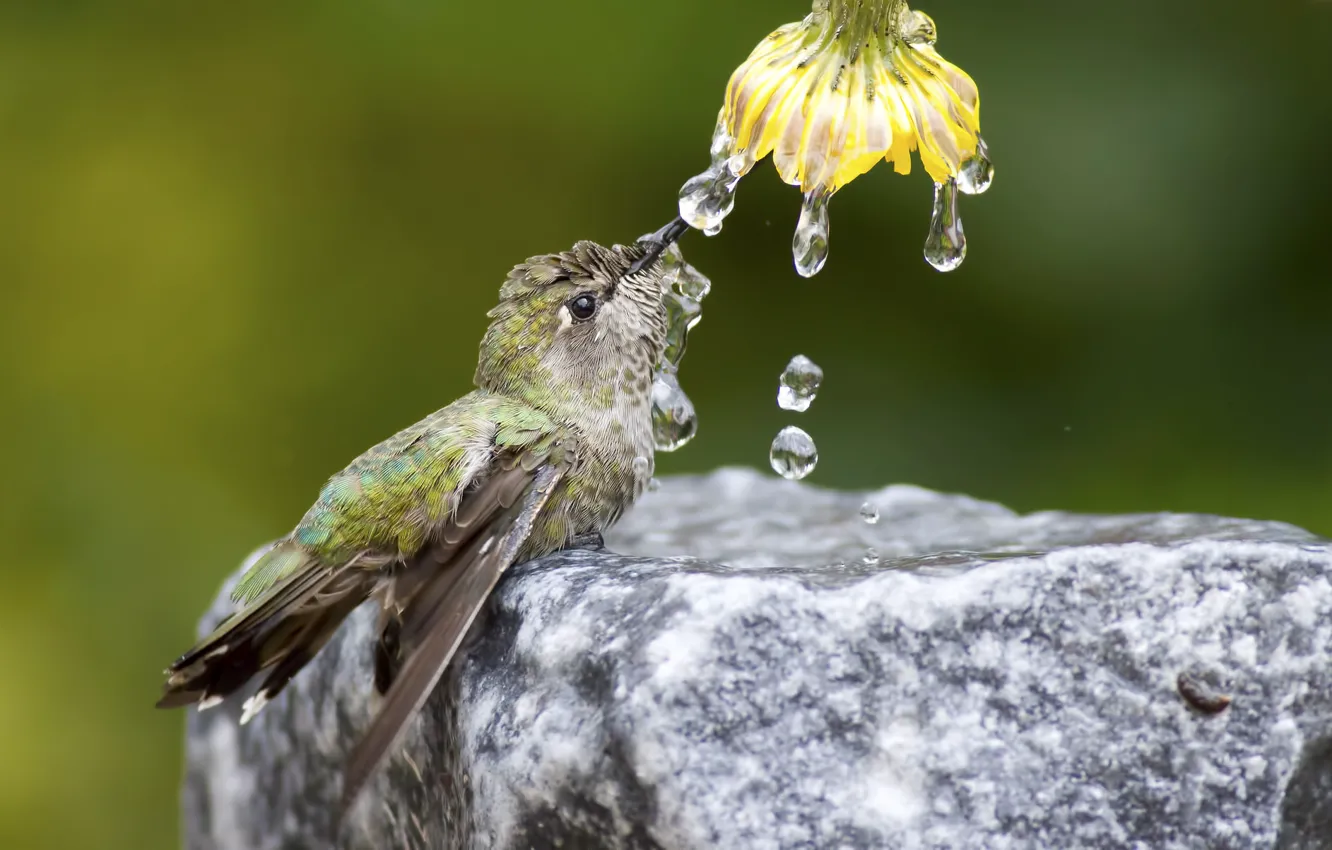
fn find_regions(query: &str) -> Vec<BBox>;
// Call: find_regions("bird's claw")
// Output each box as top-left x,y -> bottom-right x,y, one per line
566,531 -> 606,552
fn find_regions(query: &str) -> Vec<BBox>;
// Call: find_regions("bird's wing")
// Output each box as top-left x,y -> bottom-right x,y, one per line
231,394 -> 558,604
339,458 -> 567,813
158,394 -> 562,715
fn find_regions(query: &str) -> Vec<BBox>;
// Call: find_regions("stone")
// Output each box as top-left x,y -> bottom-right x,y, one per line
180,468 -> 1332,850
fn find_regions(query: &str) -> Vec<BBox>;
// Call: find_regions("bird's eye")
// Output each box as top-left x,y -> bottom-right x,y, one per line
568,293 -> 598,321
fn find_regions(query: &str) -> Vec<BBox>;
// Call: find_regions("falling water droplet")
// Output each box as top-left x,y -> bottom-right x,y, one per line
777,354 -> 823,412
661,293 -> 703,368
648,477 -> 661,492
793,192 -> 831,278
923,178 -> 966,272
769,426 -> 818,480
900,10 -> 938,45
859,502 -> 880,524
651,370 -> 698,452
957,136 -> 994,196
632,455 -> 651,481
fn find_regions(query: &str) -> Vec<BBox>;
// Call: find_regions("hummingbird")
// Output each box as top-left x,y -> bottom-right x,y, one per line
157,227 -> 684,811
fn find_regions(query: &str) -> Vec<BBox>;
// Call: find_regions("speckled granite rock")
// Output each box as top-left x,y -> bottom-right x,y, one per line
181,468 -> 1332,850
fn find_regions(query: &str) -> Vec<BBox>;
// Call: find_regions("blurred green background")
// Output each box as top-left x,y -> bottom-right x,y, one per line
2,0 -> 1330,846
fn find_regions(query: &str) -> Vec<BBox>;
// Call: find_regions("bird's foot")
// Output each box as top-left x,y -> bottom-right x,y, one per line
566,531 -> 606,552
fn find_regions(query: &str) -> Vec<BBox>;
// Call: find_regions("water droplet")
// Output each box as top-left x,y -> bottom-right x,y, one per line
651,370 -> 698,452
648,477 -> 661,492
769,425 -> 818,480
679,165 -> 739,234
709,116 -> 734,160
661,292 -> 703,368
923,178 -> 966,272
632,456 -> 651,480
862,547 -> 880,565
957,136 -> 993,195
639,241 -> 712,303
900,9 -> 938,45
675,262 -> 711,302
680,118 -> 743,234
859,502 -> 880,524
777,354 -> 823,412
793,191 -> 831,278
643,237 -> 683,290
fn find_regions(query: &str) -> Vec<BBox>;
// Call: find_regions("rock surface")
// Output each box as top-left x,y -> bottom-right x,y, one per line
181,468 -> 1332,850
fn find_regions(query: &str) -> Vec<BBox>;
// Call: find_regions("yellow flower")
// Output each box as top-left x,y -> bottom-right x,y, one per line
678,0 -> 991,275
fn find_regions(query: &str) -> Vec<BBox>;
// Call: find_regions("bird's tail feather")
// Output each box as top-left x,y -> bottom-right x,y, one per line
156,542 -> 369,717
338,464 -> 562,814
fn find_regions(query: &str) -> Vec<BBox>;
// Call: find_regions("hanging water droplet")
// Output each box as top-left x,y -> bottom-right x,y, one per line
957,136 -> 994,196
679,165 -> 739,234
632,455 -> 652,481
923,178 -> 966,272
769,425 -> 818,480
793,191 -> 831,278
680,118 -> 743,234
651,370 -> 698,452
709,115 -> 734,161
661,293 -> 703,368
859,502 -> 880,524
899,10 -> 938,45
777,354 -> 823,412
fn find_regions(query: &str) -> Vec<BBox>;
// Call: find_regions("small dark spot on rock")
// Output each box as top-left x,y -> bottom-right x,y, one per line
1177,671 -> 1232,715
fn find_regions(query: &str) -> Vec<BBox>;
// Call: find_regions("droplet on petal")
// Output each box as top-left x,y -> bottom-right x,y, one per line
924,178 -> 966,272
679,118 -> 744,235
709,117 -> 734,160
957,136 -> 994,196
793,191 -> 831,278
679,165 -> 740,235
899,9 -> 938,45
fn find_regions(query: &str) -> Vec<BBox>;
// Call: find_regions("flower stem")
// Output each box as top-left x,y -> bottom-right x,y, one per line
821,0 -> 906,47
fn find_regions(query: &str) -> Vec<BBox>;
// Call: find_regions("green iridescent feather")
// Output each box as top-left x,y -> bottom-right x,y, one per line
230,392 -> 558,604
